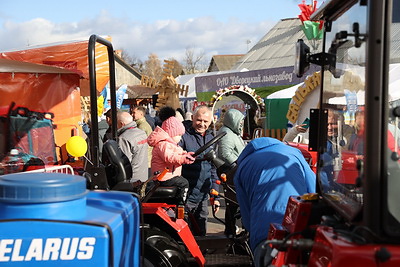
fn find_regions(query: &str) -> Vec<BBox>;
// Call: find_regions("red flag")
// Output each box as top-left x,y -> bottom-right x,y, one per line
298,0 -> 317,22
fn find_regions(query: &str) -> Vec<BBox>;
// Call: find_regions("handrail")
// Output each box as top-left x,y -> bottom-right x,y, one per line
88,35 -> 117,167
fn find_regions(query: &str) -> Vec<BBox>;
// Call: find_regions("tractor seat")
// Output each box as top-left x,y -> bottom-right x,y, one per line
146,186 -> 181,205
102,140 -> 132,189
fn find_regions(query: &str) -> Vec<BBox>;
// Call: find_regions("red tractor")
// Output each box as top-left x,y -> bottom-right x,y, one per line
259,0 -> 400,266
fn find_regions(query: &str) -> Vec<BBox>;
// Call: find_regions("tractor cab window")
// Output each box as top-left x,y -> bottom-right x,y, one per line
318,3 -> 367,220
386,0 -> 400,234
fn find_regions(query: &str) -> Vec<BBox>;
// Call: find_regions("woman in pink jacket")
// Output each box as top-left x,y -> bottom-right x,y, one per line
147,115 -> 195,204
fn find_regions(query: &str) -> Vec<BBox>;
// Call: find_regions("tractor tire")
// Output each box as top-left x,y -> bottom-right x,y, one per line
142,226 -> 188,267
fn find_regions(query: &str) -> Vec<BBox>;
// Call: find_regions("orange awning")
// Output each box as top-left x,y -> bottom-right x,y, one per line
0,36 -> 112,96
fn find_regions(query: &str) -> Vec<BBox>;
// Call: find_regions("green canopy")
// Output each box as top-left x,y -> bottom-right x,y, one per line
265,98 -> 291,129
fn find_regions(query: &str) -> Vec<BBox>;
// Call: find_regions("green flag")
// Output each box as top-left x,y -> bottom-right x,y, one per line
302,21 -> 324,40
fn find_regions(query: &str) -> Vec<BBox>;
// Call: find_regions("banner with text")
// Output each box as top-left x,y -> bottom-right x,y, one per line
195,66 -> 309,93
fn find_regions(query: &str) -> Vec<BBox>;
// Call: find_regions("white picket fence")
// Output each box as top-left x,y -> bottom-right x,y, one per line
23,165 -> 74,175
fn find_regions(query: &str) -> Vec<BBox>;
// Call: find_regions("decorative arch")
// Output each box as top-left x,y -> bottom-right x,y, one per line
210,85 -> 264,122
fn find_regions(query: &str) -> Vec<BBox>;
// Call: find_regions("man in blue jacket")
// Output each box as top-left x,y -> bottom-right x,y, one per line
234,137 -> 316,266
179,105 -> 220,236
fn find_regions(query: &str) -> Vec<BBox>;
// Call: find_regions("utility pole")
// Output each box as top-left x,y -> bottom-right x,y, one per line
246,39 -> 251,51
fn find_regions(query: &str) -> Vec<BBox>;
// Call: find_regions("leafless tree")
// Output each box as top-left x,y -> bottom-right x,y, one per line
143,53 -> 163,82
183,47 -> 206,74
119,49 -> 143,72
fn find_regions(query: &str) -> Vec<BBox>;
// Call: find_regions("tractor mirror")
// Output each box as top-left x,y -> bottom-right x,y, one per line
294,39 -> 311,78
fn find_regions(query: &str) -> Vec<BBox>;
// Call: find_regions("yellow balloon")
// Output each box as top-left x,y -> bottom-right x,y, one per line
97,95 -> 105,118
66,136 -> 88,157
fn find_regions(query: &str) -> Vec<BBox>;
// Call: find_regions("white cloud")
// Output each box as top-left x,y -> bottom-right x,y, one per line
0,13 -> 276,64
1,19 -> 90,49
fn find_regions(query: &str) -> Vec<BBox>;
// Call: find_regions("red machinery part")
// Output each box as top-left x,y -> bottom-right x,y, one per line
287,142 -> 317,173
273,196 -> 315,264
142,203 -> 206,266
309,226 -> 400,266
282,196 -> 314,233
287,142 -> 359,184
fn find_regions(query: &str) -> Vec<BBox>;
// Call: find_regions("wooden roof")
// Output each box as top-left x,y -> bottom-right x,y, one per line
207,54 -> 244,72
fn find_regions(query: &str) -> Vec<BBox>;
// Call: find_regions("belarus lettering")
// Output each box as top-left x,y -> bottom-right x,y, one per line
0,237 -> 96,262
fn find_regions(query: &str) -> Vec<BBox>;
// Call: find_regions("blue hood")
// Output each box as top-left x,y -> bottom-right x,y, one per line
237,137 -> 281,165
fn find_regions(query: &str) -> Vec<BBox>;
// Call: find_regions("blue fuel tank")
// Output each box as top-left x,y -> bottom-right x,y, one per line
0,172 -> 141,266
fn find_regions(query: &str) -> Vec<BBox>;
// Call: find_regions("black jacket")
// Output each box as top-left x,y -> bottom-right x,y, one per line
179,124 -> 219,203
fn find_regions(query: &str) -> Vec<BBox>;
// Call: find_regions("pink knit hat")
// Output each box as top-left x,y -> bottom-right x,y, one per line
162,116 -> 185,137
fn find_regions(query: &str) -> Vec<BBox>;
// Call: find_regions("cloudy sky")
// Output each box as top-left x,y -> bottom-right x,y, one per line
0,0 -> 303,65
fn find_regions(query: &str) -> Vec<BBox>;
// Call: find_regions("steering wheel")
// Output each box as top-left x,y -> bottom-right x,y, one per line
192,132 -> 226,157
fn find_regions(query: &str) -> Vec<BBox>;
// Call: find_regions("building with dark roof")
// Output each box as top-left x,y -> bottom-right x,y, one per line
207,54 -> 244,72
233,18 -> 321,71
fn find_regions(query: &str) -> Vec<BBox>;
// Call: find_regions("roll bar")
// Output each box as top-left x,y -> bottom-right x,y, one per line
86,34 -> 117,189
88,34 -> 117,168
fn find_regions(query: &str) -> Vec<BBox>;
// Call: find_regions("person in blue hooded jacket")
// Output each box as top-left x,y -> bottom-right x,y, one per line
234,137 -> 316,266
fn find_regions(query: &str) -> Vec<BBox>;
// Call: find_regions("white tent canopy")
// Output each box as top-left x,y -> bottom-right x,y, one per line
267,83 -> 303,99
176,69 -> 248,99
388,64 -> 400,102
175,74 -> 198,99
329,90 -> 365,105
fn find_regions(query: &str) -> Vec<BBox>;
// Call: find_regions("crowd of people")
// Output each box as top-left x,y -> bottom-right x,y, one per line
96,104 -> 222,236
92,104 -> 318,263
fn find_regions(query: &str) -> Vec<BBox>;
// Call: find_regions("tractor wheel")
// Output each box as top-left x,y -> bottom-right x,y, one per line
142,226 -> 188,267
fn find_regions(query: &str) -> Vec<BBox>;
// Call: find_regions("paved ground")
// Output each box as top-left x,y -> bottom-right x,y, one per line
207,198 -> 232,236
